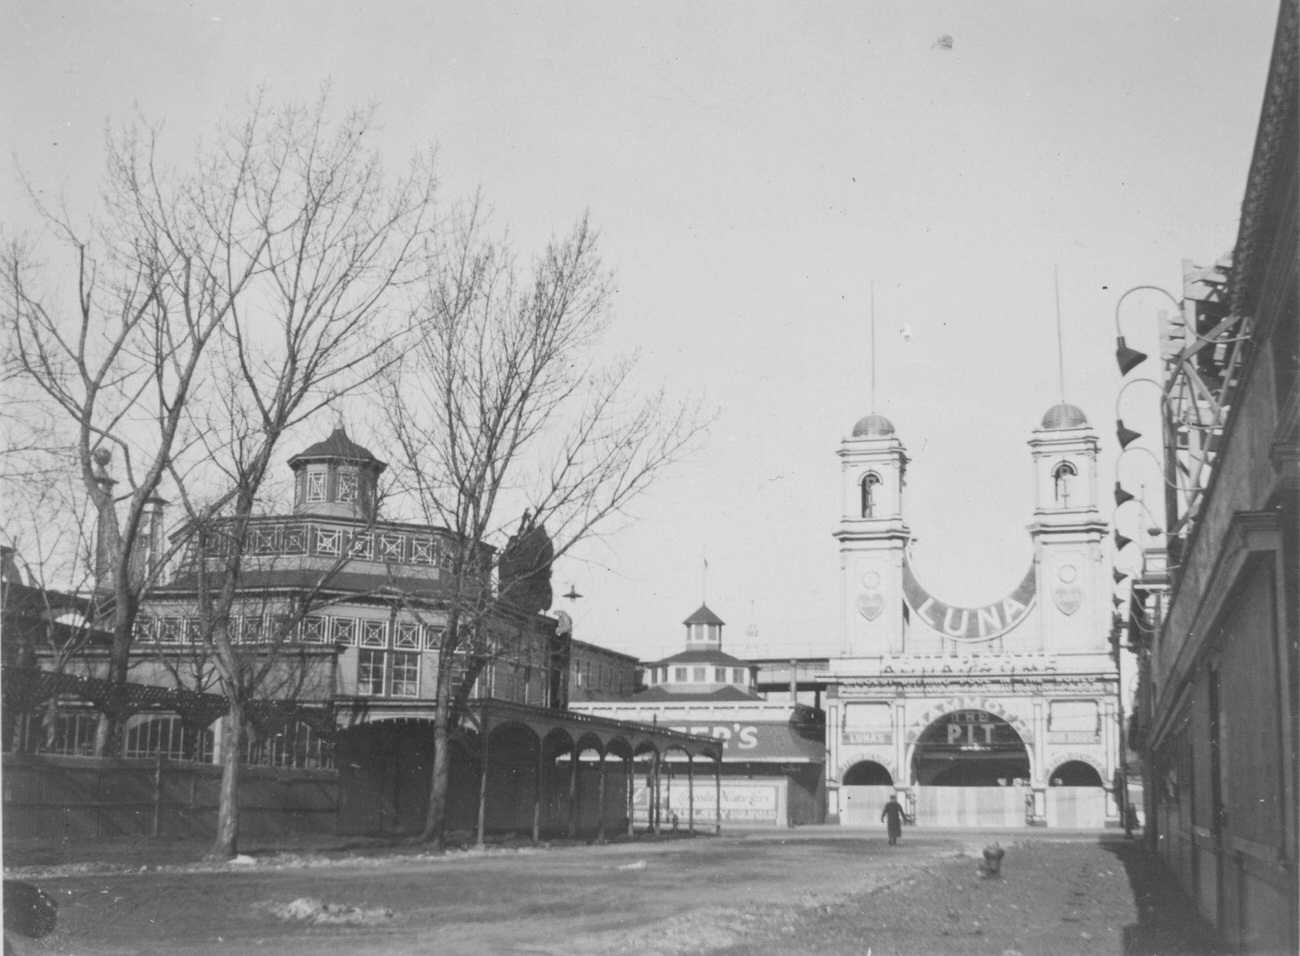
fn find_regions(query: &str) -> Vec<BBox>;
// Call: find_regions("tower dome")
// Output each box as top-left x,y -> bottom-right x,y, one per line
851,414 -> 896,438
288,426 -> 386,520
1040,403 -> 1089,430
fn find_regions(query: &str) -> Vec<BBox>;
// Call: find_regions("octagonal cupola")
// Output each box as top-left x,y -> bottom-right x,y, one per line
288,426 -> 386,521
684,604 -> 724,649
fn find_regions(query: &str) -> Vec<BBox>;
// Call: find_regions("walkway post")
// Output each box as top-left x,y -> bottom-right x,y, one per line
533,734 -> 544,846
597,751 -> 608,844
665,756 -> 674,831
567,740 -> 579,840
626,755 -> 635,837
687,753 -> 695,836
652,750 -> 661,835
476,721 -> 491,848
714,757 -> 722,835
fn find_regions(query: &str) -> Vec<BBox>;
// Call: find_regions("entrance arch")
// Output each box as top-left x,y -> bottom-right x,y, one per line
909,710 -> 1030,827
1045,758 -> 1109,827
840,760 -> 894,826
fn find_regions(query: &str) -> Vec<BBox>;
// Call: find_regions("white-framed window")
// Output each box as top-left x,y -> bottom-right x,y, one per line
348,533 -> 373,559
282,526 -> 307,555
333,617 -> 357,646
713,667 -> 726,682
410,537 -> 434,564
732,667 -> 746,685
251,526 -> 278,554
391,652 -> 419,696
394,622 -> 420,649
125,716 -> 212,761
692,666 -> 706,682
360,620 -> 387,648
134,617 -> 155,643
301,616 -> 327,643
674,667 -> 687,682
306,468 -> 327,503
337,469 -> 359,503
358,649 -> 386,696
1053,461 -> 1078,506
158,617 -> 183,644
185,620 -> 204,644
316,527 -> 342,556
423,626 -> 443,650
379,534 -> 405,561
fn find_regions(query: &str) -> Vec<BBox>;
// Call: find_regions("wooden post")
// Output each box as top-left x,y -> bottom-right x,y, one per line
626,755 -> 635,837
596,752 -> 608,844
687,753 -> 695,836
666,755 -> 675,831
152,752 -> 164,838
532,734 -> 544,846
651,750 -> 661,836
476,722 -> 491,848
567,740 -> 579,840
714,757 -> 722,835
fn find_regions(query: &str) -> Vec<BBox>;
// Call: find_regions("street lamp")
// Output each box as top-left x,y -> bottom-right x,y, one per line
1113,285 -> 1180,375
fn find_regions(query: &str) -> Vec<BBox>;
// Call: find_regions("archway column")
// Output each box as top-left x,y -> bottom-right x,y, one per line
687,753 -> 695,836
625,754 -> 634,837
567,739 -> 579,840
532,734 -> 544,846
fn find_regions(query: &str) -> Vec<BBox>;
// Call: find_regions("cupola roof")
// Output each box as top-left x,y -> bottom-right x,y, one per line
288,427 -> 386,470
1039,403 -> 1089,430
851,414 -> 896,438
683,604 -> 725,626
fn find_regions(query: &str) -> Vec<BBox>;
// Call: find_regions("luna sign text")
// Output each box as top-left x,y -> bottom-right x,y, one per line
902,560 -> 1036,642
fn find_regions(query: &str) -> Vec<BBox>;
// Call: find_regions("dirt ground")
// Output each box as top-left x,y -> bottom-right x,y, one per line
3,828 -> 1224,956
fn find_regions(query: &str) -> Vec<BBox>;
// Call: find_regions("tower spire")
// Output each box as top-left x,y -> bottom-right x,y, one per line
870,281 -> 877,412
1054,265 -> 1066,402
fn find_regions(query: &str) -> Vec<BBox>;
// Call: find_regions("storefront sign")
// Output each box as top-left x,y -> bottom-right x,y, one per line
634,781 -> 782,825
663,722 -> 822,762
903,560 -> 1036,642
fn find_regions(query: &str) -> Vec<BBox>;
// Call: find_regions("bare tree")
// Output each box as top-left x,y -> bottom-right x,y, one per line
383,202 -> 707,848
5,91 -> 440,858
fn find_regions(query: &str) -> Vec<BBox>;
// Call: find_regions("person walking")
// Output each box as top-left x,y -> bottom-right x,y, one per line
881,795 -> 905,846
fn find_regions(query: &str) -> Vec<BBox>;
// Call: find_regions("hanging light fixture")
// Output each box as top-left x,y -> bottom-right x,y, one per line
1113,567 -> 1129,584
1115,336 -> 1149,375
563,585 -> 583,601
1114,482 -> 1135,506
1116,420 -> 1142,449
1114,531 -> 1133,550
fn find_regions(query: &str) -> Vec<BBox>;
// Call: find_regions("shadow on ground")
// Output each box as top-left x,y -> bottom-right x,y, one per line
1099,837 -> 1227,956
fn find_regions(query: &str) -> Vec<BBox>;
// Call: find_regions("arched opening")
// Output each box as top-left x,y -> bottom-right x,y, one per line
860,472 -> 882,517
911,710 -> 1030,786
1049,760 -> 1104,787
1052,461 -> 1077,506
843,760 -> 893,786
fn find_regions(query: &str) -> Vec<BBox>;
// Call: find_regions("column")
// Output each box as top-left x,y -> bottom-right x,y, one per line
476,724 -> 491,848
567,740 -> 579,840
597,751 -> 608,844
532,733 -> 543,846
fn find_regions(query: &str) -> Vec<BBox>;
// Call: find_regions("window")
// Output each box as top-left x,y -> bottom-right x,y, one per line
306,468 -> 327,502
348,533 -> 373,559
135,617 -> 155,643
337,469 -> 359,502
361,620 -> 387,648
674,667 -> 687,682
159,617 -> 183,644
423,626 -> 443,650
411,538 -> 434,564
394,623 -> 420,649
245,721 -> 332,769
301,617 -> 327,643
861,472 -> 882,517
316,527 -> 342,556
391,652 -> 420,696
358,649 -> 386,695
1052,461 -> 1077,506
379,534 -> 405,561
732,668 -> 746,684
126,716 -> 212,761
251,526 -> 278,554
333,617 -> 357,646
41,712 -> 100,756
692,667 -> 706,682
714,667 -> 726,682
282,525 -> 307,555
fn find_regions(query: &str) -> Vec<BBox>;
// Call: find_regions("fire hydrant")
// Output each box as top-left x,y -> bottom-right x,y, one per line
982,843 -> 1005,877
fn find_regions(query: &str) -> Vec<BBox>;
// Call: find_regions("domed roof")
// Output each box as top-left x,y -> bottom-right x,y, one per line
851,414 -> 896,438
1040,403 -> 1089,430
288,426 -> 385,469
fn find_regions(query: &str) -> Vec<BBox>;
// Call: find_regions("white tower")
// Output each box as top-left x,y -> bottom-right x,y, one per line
835,414 -> 910,657
1027,403 -> 1108,654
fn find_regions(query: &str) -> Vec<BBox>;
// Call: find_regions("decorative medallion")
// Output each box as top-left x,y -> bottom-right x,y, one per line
857,591 -> 885,621
1053,585 -> 1084,616
1057,564 -> 1078,584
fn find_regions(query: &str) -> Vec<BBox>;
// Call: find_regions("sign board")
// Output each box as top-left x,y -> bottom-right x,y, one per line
633,779 -> 786,827
903,560 -> 1036,642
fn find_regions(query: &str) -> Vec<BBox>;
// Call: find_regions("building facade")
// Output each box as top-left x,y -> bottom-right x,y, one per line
822,407 -> 1121,828
1129,4 -> 1298,951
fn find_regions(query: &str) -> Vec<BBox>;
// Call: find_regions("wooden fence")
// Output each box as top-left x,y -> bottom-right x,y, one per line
2,753 -> 339,841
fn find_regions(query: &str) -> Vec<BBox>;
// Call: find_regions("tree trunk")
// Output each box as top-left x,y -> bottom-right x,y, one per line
210,700 -> 244,860
419,649 -> 455,849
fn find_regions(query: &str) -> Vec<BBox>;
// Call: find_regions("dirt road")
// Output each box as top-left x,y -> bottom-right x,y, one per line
4,829 -> 1222,955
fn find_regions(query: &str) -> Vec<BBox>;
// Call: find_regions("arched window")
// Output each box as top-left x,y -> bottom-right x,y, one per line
860,472 -> 882,517
1052,461 -> 1077,506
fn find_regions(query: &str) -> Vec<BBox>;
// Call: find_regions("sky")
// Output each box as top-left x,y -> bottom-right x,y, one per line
1,1 -> 1281,662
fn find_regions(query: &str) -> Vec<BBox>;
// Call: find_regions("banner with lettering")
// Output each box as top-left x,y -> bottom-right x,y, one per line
902,560 -> 1036,642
